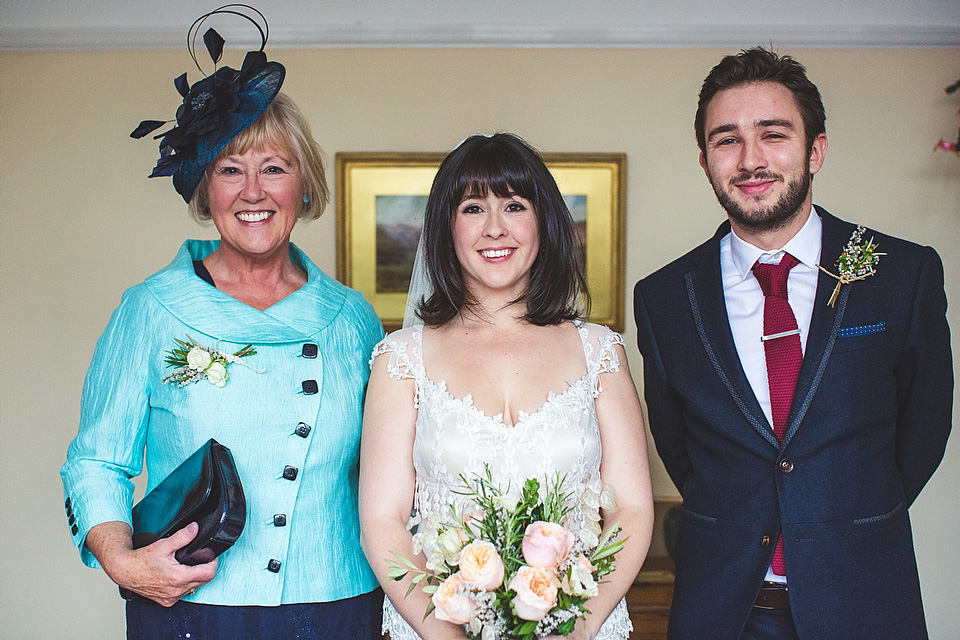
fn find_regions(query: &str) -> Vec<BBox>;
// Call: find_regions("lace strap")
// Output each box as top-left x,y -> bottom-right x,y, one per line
594,328 -> 624,375
370,327 -> 426,410
577,323 -> 624,396
372,327 -> 424,373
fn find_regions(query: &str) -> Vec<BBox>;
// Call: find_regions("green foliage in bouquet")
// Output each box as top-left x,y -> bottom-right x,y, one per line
386,465 -> 626,640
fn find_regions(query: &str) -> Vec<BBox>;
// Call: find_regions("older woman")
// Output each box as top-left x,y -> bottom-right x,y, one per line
360,133 -> 655,640
60,8 -> 383,639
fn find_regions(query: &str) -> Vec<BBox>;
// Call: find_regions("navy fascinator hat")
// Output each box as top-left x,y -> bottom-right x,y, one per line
131,4 -> 285,203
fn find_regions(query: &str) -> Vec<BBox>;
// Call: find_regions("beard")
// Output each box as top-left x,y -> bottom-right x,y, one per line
712,169 -> 811,234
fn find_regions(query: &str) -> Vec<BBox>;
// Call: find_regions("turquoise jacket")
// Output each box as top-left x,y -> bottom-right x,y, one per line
61,240 -> 384,605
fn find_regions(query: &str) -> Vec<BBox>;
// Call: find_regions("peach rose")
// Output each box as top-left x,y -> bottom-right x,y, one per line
521,521 -> 574,568
458,540 -> 505,591
508,566 -> 559,621
431,573 -> 476,625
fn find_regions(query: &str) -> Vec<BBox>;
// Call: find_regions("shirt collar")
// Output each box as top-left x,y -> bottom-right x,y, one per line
728,206 -> 823,279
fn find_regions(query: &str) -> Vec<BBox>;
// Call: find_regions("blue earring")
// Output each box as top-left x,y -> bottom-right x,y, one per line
302,193 -> 310,204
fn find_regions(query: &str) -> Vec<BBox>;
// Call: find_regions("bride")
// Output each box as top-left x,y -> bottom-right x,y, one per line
359,133 -> 654,640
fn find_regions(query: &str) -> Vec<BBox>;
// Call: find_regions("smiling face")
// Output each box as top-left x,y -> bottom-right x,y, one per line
699,81 -> 826,240
452,187 -> 540,302
207,144 -> 302,263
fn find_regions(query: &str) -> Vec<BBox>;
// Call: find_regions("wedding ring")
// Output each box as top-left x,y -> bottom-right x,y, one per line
188,588 -> 196,595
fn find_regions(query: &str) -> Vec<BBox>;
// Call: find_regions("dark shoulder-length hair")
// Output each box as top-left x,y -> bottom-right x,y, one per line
418,133 -> 589,327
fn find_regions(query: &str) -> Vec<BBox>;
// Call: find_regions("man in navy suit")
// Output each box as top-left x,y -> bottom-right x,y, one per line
634,48 -> 952,639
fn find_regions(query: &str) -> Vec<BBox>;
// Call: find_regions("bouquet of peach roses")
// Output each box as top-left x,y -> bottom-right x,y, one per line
387,467 -> 624,640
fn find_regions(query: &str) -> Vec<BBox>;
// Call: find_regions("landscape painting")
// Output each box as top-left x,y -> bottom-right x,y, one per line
375,195 -> 427,293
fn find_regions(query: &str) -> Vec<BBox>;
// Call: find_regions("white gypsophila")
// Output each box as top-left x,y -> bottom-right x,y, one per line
205,361 -> 228,386
535,608 -> 578,637
470,590 -> 499,640
186,345 -> 213,370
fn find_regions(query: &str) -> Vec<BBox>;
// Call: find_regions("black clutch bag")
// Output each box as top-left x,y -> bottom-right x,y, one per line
119,439 -> 246,600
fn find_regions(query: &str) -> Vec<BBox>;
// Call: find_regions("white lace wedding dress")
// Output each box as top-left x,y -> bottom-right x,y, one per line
372,321 -> 633,640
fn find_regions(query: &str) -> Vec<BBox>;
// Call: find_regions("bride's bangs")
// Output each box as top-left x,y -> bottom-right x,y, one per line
454,143 -> 540,205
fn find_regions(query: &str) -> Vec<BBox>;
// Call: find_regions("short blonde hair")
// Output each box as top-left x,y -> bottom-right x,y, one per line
188,93 -> 330,223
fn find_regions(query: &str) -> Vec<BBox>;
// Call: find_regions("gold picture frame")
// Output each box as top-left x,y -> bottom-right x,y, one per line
335,152 -> 625,331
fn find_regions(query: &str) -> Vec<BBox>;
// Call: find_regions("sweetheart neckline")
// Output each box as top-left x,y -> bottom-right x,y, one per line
411,322 -> 596,427
420,372 -> 592,428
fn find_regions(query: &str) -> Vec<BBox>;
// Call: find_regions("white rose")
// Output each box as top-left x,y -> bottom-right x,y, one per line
437,528 -> 465,565
495,492 -> 522,514
186,346 -> 212,371
561,555 -> 599,597
205,362 -> 227,386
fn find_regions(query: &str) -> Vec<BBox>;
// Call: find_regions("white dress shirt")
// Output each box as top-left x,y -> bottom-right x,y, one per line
719,208 -> 823,583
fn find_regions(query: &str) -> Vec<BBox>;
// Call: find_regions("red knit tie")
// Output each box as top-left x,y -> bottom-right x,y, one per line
752,253 -> 802,576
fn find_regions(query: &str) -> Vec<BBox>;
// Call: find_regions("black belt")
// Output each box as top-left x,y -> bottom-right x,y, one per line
754,582 -> 790,610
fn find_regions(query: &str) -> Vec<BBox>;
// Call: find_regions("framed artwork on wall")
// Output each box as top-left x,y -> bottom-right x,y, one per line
335,152 -> 625,331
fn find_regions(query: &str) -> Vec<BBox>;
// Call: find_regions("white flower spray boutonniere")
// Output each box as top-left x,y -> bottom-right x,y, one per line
817,225 -> 886,307
162,336 -> 263,387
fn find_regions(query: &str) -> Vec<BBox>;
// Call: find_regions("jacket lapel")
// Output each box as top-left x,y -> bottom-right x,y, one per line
781,207 -> 852,447
684,222 -> 778,447
144,240 -> 348,344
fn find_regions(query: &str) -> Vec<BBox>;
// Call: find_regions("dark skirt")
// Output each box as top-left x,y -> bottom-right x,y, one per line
126,588 -> 384,640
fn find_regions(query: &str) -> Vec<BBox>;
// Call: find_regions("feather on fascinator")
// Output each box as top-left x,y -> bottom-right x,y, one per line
131,4 -> 285,203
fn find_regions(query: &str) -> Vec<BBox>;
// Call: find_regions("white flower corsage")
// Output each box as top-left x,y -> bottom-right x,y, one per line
162,336 -> 262,387
818,225 -> 885,307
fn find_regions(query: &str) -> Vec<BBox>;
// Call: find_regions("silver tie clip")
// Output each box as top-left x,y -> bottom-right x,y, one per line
761,328 -> 801,342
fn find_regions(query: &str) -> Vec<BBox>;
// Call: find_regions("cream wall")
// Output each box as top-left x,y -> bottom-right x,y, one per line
1,48 -> 957,638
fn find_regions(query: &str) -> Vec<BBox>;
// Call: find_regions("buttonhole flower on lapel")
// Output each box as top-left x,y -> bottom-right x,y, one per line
162,335 -> 262,387
817,225 -> 885,307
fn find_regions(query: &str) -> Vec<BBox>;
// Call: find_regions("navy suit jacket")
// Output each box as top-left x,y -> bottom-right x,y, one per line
634,208 -> 952,639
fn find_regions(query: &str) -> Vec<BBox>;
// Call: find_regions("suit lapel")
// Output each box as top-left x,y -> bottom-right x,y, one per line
684,222 -> 778,447
781,207 -> 852,447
